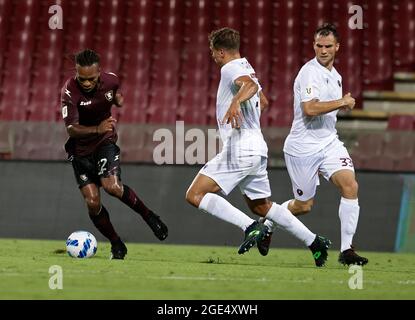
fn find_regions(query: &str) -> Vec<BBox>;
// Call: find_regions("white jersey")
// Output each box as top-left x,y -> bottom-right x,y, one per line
284,57 -> 343,157
216,58 -> 268,157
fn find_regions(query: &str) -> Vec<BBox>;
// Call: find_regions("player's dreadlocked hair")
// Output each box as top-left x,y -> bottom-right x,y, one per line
208,27 -> 240,51
75,49 -> 100,66
314,23 -> 340,42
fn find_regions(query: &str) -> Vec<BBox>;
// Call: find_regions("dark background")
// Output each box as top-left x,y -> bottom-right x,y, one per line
0,161 -> 403,252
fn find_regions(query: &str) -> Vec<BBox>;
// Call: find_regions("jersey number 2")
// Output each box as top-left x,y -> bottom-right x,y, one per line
98,158 -> 108,175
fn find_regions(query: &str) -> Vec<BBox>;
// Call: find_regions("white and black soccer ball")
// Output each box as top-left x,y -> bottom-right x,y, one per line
66,231 -> 98,258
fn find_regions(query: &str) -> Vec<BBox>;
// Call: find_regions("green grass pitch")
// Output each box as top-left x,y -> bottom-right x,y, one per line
0,238 -> 414,299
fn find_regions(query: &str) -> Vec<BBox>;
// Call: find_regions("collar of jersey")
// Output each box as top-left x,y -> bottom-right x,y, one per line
312,57 -> 335,76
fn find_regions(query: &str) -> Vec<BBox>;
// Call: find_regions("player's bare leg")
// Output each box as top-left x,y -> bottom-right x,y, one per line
80,183 -> 126,259
287,198 -> 314,216
243,196 -> 274,256
186,173 -> 267,254
331,170 -> 368,265
80,183 -> 101,215
186,173 -> 221,207
101,175 -> 168,241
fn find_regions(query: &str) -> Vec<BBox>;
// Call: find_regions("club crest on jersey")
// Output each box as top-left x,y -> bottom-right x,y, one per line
105,90 -> 114,101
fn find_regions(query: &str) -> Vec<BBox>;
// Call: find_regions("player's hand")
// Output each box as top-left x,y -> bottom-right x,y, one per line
115,93 -> 123,107
222,100 -> 244,129
342,93 -> 355,110
97,117 -> 117,134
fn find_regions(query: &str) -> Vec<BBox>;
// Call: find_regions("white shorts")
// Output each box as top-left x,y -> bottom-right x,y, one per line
284,138 -> 355,201
199,151 -> 271,200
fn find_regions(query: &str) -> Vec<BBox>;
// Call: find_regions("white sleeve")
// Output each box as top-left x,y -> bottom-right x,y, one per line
299,66 -> 321,102
226,64 -> 261,92
221,63 -> 250,82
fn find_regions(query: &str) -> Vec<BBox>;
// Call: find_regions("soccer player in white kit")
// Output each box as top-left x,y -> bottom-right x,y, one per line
185,27 -> 331,267
262,24 -> 368,266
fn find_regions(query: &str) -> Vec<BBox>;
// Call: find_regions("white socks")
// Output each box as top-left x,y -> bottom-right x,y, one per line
198,193 -> 254,231
339,197 -> 360,252
263,199 -> 293,232
265,202 -> 316,246
198,194 -> 316,247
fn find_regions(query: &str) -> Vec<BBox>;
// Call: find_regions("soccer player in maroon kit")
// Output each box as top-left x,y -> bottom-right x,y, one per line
61,49 -> 168,259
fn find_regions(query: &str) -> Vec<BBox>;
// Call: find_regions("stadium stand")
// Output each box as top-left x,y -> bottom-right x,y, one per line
0,0 -> 414,171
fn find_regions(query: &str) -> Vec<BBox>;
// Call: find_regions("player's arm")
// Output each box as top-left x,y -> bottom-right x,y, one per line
302,93 -> 355,117
222,75 -> 259,128
259,90 -> 269,112
67,117 -> 116,138
114,92 -> 123,108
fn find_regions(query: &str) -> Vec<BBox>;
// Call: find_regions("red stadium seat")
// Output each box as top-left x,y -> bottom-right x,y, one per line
177,88 -> 209,125
383,133 -> 415,170
12,122 -> 66,160
301,0 -> 332,63
147,88 -> 178,124
27,84 -> 60,122
0,70 -> 30,121
265,105 -> 293,128
212,0 -> 242,31
0,0 -> 12,76
93,0 -> 126,71
350,133 -> 384,170
331,0 -> 365,108
118,124 -> 147,161
362,0 -> 394,90
268,0 -> 302,121
398,158 -> 415,172
118,124 -> 157,162
241,0 -> 273,90
387,115 -> 415,131
180,0 -> 211,88
64,0 -> 98,53
392,0 -> 415,72
117,89 -> 147,123
150,1 -> 184,89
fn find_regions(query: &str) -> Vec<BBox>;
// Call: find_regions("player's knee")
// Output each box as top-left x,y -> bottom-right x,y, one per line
291,200 -> 313,216
85,195 -> 100,214
297,204 -> 312,215
185,188 -> 203,208
103,183 -> 123,198
341,180 -> 358,198
251,202 -> 272,217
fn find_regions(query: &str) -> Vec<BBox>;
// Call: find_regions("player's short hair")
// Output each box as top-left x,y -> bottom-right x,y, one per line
208,27 -> 240,51
75,49 -> 100,67
314,23 -> 339,42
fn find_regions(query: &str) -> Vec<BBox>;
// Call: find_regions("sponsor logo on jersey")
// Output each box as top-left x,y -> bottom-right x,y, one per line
105,90 -> 114,101
80,100 -> 92,106
80,174 -> 88,181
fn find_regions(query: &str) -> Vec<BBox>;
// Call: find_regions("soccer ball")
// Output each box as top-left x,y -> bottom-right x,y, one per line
66,231 -> 98,258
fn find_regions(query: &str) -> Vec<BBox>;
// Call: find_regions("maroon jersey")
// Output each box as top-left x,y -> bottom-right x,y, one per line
61,72 -> 120,156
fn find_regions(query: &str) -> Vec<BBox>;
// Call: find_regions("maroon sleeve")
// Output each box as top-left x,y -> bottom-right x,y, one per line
61,79 -> 79,127
108,72 -> 120,95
